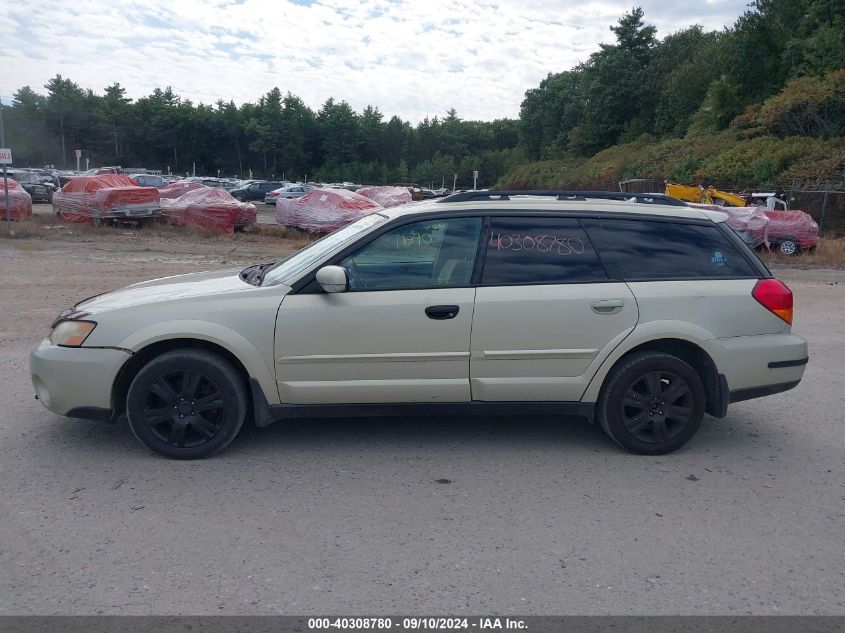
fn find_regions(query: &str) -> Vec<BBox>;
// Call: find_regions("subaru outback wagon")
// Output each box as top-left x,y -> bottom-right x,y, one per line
30,191 -> 808,459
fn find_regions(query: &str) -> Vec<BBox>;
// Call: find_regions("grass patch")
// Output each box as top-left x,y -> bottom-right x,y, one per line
1,215 -> 314,249
759,237 -> 845,268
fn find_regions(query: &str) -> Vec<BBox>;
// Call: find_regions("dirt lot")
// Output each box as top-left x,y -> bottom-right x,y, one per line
1,217 -> 844,615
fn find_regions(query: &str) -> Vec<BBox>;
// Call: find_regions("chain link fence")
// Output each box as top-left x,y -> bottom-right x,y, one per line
787,187 -> 845,235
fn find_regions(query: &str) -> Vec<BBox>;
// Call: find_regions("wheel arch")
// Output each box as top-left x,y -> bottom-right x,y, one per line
585,335 -> 726,418
111,324 -> 277,423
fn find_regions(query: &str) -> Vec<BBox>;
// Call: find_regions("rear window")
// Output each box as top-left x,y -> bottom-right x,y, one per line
481,217 -> 607,285
582,219 -> 757,280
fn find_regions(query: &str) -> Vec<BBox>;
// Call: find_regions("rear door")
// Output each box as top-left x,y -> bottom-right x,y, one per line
470,216 -> 638,401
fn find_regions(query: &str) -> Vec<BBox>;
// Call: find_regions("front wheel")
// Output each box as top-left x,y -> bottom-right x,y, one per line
597,351 -> 705,455
126,349 -> 248,459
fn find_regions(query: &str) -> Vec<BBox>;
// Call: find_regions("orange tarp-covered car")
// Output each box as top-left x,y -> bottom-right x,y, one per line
160,187 -> 257,234
275,187 -> 382,233
158,181 -> 207,199
0,178 -> 34,221
53,174 -> 161,224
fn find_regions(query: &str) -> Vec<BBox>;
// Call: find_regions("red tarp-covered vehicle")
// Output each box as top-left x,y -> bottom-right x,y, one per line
0,178 -> 34,221
158,181 -> 207,199
53,174 -> 161,224
356,186 -> 413,208
275,187 -> 382,233
764,209 -> 819,255
160,187 -> 257,234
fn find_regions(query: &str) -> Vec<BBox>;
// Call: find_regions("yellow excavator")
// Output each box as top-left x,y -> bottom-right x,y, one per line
665,183 -> 749,207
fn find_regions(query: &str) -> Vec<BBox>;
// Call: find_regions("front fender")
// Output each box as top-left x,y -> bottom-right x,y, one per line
118,320 -> 278,405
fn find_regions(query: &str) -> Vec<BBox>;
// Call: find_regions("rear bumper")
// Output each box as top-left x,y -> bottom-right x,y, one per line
730,380 -> 801,403
702,332 -> 808,395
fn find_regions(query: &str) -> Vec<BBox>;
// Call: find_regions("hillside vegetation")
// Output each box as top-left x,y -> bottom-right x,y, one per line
506,0 -> 844,190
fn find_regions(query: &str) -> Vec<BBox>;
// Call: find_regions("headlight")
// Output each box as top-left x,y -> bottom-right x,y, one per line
50,320 -> 97,347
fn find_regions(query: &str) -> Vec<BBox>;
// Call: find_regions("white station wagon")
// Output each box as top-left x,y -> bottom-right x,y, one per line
30,191 -> 809,458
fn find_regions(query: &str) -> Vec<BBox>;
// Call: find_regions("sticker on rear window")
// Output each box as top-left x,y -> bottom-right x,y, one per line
711,250 -> 726,267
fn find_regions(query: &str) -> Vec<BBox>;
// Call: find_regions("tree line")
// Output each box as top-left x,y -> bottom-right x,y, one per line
520,0 -> 844,162
3,0 -> 842,188
4,80 -> 522,187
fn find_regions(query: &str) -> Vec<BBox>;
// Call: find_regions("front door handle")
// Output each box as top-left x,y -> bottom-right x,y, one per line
425,305 -> 460,320
591,299 -> 625,315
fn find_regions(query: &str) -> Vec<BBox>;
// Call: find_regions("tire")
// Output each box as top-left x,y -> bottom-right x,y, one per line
777,239 -> 799,256
597,351 -> 705,455
126,349 -> 248,459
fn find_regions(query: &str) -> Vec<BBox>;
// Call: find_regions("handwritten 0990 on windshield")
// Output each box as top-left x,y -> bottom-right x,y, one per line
490,233 -> 586,256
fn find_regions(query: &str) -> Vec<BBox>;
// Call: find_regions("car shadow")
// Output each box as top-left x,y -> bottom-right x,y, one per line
37,409 -> 772,460
231,413 -> 615,456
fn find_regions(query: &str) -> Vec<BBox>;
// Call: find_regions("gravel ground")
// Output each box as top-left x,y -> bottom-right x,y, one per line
0,230 -> 843,615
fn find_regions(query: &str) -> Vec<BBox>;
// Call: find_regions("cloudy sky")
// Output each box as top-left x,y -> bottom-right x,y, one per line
1,0 -> 749,122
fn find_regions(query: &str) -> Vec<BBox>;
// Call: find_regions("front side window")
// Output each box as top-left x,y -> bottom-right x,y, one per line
262,213 -> 388,286
481,217 -> 607,285
339,217 -> 482,290
582,219 -> 758,280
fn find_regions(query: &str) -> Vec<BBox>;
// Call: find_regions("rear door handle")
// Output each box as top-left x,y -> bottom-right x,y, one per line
425,305 -> 460,320
591,299 -> 625,315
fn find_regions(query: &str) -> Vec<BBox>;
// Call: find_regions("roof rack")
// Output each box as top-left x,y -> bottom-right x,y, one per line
436,190 -> 688,207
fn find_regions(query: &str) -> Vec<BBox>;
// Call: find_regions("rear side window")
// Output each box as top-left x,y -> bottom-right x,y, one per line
481,217 -> 607,285
582,219 -> 757,280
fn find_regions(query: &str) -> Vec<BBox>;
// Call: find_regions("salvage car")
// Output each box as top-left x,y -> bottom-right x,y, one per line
763,210 -> 819,255
275,187 -> 381,233
230,180 -> 284,202
0,178 -> 34,220
264,184 -> 309,205
52,174 -> 161,225
130,174 -> 167,188
7,170 -> 55,202
31,191 -> 808,459
160,187 -> 257,234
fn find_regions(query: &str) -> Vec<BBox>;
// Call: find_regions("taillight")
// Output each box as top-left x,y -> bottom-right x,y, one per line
752,278 -> 793,325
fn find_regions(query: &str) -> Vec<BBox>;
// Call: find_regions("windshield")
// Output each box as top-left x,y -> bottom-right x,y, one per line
261,213 -> 388,286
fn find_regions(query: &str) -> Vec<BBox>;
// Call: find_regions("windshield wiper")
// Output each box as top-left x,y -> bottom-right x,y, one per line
239,263 -> 274,286
251,263 -> 275,286
239,264 -> 259,282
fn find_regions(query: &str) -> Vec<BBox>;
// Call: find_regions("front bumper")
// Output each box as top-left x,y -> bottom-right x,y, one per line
29,339 -> 131,418
102,205 -> 161,219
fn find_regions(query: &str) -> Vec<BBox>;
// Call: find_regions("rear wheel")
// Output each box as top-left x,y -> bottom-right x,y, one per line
777,239 -> 799,256
597,351 -> 705,455
126,349 -> 247,459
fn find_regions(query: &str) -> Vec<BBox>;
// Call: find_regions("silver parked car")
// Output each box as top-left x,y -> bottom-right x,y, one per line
30,191 -> 808,459
265,184 -> 310,205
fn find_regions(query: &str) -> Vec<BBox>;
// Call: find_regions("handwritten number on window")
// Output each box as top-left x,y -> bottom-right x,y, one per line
490,233 -> 585,256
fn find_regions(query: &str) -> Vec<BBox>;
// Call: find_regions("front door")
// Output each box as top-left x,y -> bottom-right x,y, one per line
275,216 -> 483,404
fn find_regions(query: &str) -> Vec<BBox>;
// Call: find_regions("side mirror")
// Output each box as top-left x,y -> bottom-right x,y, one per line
316,265 -> 348,293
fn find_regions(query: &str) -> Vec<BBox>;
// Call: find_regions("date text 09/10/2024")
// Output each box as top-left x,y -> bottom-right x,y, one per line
307,617 -> 528,630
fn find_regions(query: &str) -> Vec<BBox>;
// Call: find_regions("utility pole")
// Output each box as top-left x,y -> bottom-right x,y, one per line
0,97 -> 10,227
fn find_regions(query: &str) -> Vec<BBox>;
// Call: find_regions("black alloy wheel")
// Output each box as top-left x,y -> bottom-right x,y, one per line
142,370 -> 225,449
597,351 -> 706,455
126,349 -> 248,459
620,370 -> 693,444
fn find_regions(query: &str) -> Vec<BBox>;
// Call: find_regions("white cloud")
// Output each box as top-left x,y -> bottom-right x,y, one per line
0,0 -> 749,121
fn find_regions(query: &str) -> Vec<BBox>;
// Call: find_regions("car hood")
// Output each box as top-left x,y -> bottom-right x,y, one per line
76,268 -> 260,313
